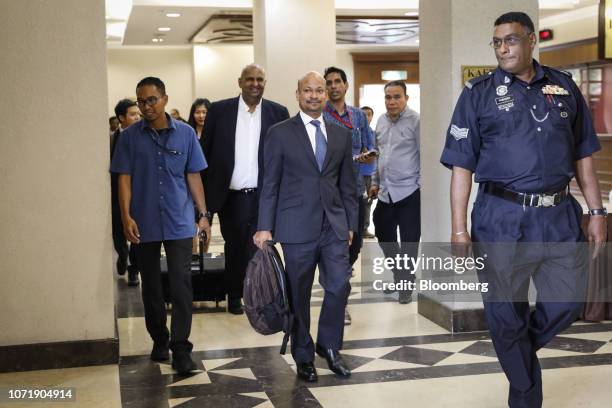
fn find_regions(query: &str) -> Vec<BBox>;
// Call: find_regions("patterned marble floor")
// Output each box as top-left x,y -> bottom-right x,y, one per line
112,218 -> 612,407
2,216 -> 612,408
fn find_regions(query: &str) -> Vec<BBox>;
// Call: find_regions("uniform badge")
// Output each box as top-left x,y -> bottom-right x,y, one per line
541,85 -> 569,96
496,85 -> 508,96
560,111 -> 568,118
504,76 -> 511,84
450,124 -> 469,141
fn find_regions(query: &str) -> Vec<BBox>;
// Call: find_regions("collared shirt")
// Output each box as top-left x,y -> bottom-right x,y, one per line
373,107 -> 421,203
440,59 -> 600,193
300,110 -> 328,153
230,94 -> 262,189
110,113 -> 207,243
323,101 -> 374,193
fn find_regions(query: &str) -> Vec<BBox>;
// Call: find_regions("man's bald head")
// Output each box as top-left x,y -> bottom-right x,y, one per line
296,71 -> 326,118
240,63 -> 266,79
297,71 -> 325,91
239,63 -> 266,106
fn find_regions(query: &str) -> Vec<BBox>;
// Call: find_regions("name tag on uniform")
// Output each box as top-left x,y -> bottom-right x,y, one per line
495,95 -> 514,111
542,85 -> 569,95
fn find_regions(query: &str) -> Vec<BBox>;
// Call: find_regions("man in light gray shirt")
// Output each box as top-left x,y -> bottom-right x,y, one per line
369,80 -> 420,304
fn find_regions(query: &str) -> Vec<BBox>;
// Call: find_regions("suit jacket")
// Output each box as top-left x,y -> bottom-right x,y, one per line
258,114 -> 359,244
200,96 -> 290,213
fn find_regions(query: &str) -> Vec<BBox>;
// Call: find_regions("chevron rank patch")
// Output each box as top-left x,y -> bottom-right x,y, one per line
450,125 -> 469,141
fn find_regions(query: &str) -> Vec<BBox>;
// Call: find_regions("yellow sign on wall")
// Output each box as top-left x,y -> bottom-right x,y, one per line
600,0 -> 612,59
461,65 -> 496,87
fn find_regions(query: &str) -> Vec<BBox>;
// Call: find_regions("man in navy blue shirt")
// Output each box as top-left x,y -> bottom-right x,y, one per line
111,77 -> 210,374
441,12 -> 606,408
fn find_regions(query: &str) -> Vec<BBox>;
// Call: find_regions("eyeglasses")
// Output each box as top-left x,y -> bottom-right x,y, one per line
490,33 -> 530,49
136,96 -> 161,107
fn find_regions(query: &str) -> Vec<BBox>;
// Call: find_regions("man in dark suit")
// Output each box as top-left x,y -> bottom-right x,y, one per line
201,64 -> 289,314
254,72 -> 358,383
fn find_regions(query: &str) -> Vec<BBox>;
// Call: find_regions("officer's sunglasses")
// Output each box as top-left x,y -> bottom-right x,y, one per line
490,33 -> 530,49
136,96 -> 162,108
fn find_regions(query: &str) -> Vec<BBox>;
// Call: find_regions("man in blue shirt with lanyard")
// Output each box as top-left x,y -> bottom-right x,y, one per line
111,77 -> 211,375
441,12 -> 606,407
324,66 -> 375,325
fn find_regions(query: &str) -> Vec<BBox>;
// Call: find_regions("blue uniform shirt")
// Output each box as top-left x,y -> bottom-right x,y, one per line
440,60 -> 600,193
323,102 -> 374,193
110,114 -> 208,242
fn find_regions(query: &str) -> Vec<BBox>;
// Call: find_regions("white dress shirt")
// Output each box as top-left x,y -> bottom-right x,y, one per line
299,110 -> 327,154
230,95 -> 262,189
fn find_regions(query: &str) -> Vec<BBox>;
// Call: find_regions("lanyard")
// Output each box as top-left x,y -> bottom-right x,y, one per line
325,105 -> 353,130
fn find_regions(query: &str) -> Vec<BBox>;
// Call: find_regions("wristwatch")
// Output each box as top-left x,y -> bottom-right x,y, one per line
588,208 -> 608,217
197,211 -> 212,223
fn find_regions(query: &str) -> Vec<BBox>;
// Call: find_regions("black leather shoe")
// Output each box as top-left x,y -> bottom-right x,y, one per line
315,344 -> 351,377
398,291 -> 412,304
150,341 -> 169,362
172,352 -> 197,374
127,269 -> 140,286
296,362 -> 318,382
228,298 -> 244,315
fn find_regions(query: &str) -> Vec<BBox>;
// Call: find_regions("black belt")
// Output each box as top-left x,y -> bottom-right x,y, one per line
229,188 -> 257,195
483,183 -> 569,208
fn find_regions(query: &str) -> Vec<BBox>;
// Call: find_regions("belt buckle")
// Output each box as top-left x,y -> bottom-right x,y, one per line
540,194 -> 555,207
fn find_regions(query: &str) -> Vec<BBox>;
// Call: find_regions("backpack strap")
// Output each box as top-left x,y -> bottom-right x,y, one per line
280,312 -> 293,355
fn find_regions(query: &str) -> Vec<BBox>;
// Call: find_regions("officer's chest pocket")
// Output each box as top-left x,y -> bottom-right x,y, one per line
549,105 -> 574,132
479,110 -> 516,142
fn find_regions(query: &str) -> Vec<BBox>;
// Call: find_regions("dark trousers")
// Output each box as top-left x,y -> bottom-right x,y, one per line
348,196 -> 365,266
218,191 -> 258,299
373,189 -> 421,290
363,175 -> 373,231
282,216 -> 352,363
473,190 -> 586,408
134,238 -> 193,353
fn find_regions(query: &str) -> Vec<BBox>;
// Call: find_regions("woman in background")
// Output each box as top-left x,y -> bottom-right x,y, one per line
188,98 -> 213,254
188,98 -> 211,140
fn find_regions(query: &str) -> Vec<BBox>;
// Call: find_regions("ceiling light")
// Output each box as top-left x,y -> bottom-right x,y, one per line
404,12 -> 418,16
152,38 -> 159,43
166,13 -> 181,18
158,27 -> 171,32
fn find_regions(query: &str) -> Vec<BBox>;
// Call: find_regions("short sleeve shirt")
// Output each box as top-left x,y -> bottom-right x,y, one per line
110,114 -> 208,242
440,60 -> 600,193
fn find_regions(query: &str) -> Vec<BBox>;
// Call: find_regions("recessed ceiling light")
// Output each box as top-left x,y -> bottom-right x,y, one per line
166,13 -> 181,18
157,27 -> 171,32
152,38 -> 159,43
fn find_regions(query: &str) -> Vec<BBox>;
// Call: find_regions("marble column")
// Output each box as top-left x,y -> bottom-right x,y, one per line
253,0 -> 336,113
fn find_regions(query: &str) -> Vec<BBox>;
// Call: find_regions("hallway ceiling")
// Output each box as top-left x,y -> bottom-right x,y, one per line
106,0 -> 600,47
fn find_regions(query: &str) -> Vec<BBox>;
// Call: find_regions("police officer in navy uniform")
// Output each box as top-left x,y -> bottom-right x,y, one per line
440,12 -> 606,408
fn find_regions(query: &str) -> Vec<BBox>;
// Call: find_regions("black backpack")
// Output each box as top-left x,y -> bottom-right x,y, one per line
243,241 -> 293,354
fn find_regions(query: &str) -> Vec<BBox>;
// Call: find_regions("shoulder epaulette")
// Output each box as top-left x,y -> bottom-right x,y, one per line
465,71 -> 493,89
541,65 -> 572,79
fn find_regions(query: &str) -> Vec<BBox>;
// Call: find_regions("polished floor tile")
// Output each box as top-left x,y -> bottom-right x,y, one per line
0,365 -> 120,408
309,365 -> 612,408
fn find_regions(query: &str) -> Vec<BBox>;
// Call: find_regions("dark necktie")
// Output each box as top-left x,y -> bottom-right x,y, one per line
310,119 -> 326,171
